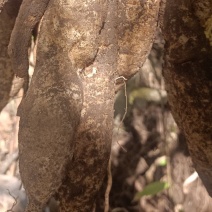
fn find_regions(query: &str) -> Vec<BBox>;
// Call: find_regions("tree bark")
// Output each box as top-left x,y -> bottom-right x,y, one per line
117,0 -> 161,79
0,0 -> 22,112
8,0 -> 161,211
55,1 -> 117,210
11,0 -> 114,211
161,0 -> 212,196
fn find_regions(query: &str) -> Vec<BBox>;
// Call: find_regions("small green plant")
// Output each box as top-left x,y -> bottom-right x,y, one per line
134,181 -> 170,201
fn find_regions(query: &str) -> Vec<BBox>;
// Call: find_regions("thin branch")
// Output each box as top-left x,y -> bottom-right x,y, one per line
104,157 -> 112,212
115,76 -> 128,152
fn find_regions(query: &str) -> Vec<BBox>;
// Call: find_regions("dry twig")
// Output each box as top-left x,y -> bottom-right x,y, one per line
104,157 -> 112,212
6,189 -> 18,212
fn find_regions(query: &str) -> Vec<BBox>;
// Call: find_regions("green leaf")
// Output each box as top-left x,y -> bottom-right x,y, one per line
157,157 -> 167,166
134,181 -> 170,200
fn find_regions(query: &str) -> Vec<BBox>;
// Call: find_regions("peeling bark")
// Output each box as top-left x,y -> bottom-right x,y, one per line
0,0 -> 22,112
161,0 -> 212,196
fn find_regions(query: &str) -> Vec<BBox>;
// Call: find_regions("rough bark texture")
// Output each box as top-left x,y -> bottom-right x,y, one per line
55,1 -> 117,210
117,0 -> 161,79
0,0 -> 22,112
161,0 -> 212,196
8,0 -> 162,211
13,0 -> 115,211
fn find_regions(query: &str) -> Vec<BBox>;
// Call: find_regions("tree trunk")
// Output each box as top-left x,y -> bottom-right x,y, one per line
13,0 -> 115,211
161,0 -> 212,196
8,0 -> 161,210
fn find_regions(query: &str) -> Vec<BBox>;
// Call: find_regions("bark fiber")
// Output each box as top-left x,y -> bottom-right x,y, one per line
162,0 -> 212,196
